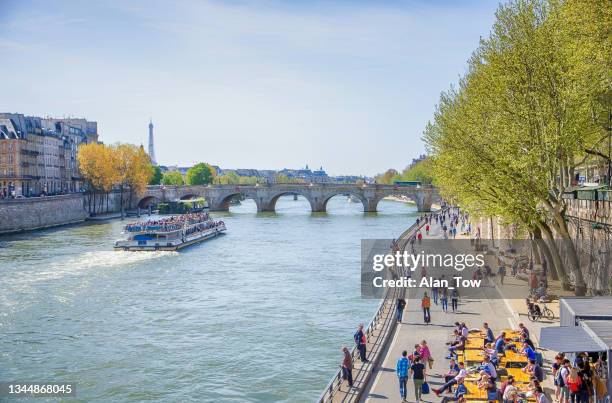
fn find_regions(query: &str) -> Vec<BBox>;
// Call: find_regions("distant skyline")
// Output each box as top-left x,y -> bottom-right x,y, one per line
0,0 -> 498,176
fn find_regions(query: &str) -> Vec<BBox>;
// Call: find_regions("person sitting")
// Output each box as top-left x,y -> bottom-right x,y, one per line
480,356 -> 497,381
518,322 -> 530,340
522,341 -> 537,361
483,322 -> 495,344
444,359 -> 460,383
435,362 -> 468,395
441,378 -> 468,403
483,343 -> 499,367
494,332 -> 506,354
476,370 -> 490,389
524,359 -> 544,382
447,335 -> 466,359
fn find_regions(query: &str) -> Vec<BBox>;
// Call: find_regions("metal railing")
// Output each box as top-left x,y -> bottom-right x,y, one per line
316,210 -> 446,403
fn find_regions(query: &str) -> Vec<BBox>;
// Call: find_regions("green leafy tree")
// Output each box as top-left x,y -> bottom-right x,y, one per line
161,171 -> 185,186
401,159 -> 434,185
149,165 -> 162,185
186,163 -> 214,185
423,0 -> 609,295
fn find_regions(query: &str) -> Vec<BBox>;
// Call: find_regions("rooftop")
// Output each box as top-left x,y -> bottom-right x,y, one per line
561,297 -> 612,319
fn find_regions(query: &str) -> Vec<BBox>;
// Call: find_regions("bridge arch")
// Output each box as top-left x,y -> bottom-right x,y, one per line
263,191 -> 316,213
137,195 -> 161,209
211,192 -> 262,212
321,191 -> 370,213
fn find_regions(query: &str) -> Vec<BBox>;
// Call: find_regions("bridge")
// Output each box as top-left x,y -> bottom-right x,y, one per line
139,184 -> 440,213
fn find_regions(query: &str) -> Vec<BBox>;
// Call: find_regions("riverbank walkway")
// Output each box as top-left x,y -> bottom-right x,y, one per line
360,214 -> 559,403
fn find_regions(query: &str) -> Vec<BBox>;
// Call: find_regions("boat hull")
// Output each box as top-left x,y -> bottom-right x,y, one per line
114,226 -> 226,251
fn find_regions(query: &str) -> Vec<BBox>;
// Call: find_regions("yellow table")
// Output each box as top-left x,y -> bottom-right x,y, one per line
503,350 -> 528,367
464,381 -> 487,400
502,329 -> 522,338
465,338 -> 484,349
468,331 -> 485,339
505,368 -> 531,383
464,349 -> 485,364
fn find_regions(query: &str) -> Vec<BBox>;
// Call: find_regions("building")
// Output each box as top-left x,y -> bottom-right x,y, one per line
0,113 -> 99,198
540,297 -> 612,398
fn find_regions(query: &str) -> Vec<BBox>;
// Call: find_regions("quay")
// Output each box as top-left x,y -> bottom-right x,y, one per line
319,210 -> 573,403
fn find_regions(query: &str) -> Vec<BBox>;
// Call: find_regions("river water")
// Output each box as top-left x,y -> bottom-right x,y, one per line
0,196 -> 416,402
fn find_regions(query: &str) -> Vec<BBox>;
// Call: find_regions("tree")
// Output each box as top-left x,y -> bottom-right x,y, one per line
401,159 -> 434,185
374,169 -> 400,184
186,163 -> 214,185
149,165 -> 162,185
77,143 -> 118,214
162,171 -> 185,186
423,0 -> 609,295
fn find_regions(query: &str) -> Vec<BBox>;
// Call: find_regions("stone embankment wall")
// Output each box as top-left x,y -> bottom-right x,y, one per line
0,191 -> 135,234
0,194 -> 88,234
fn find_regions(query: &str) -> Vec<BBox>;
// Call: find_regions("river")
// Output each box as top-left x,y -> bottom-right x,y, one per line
0,196 -> 417,402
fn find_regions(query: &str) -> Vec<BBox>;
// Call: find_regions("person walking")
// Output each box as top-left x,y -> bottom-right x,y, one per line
432,282 -> 439,305
419,340 -> 433,370
354,324 -> 368,363
441,287 -> 449,312
396,297 -> 406,323
567,367 -> 582,403
410,356 -> 427,403
421,292 -> 431,324
396,350 -> 410,402
341,346 -> 353,388
451,288 -> 459,312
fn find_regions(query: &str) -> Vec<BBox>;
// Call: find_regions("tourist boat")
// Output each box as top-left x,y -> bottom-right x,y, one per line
114,214 -> 226,251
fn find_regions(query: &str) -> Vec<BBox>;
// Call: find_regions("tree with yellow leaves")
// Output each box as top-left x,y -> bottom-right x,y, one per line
77,143 -> 118,214
78,142 -> 153,216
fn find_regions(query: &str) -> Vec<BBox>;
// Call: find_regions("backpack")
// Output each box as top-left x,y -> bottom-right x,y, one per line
557,368 -> 566,388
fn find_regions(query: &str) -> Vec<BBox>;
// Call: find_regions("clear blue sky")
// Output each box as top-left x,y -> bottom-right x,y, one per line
0,0 -> 498,176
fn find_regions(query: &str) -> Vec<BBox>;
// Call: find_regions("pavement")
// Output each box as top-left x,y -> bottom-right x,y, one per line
361,212 -> 559,403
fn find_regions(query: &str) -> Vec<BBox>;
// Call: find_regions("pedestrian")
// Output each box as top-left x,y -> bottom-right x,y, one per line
421,292 -> 431,324
441,287 -> 448,312
558,359 -> 571,403
417,231 -> 422,244
425,223 -> 430,235
396,350 -> 410,402
354,324 -> 368,363
396,297 -> 406,323
432,281 -> 439,305
498,264 -> 506,285
410,356 -> 426,403
567,367 -> 582,403
341,346 -> 353,388
419,340 -> 433,370
451,288 -> 459,312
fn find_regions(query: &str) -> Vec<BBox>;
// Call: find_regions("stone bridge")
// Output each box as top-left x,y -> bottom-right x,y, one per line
139,184 -> 440,213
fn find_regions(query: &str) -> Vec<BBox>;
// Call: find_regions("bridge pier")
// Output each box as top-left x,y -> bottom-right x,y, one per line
415,193 -> 433,212
364,197 -> 379,213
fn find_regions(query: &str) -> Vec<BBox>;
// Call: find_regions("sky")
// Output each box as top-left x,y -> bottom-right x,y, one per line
0,0 -> 499,176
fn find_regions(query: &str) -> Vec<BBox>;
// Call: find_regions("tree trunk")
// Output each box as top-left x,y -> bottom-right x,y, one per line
537,222 -> 568,288
550,210 -> 586,296
120,186 -> 124,220
534,226 -> 558,281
